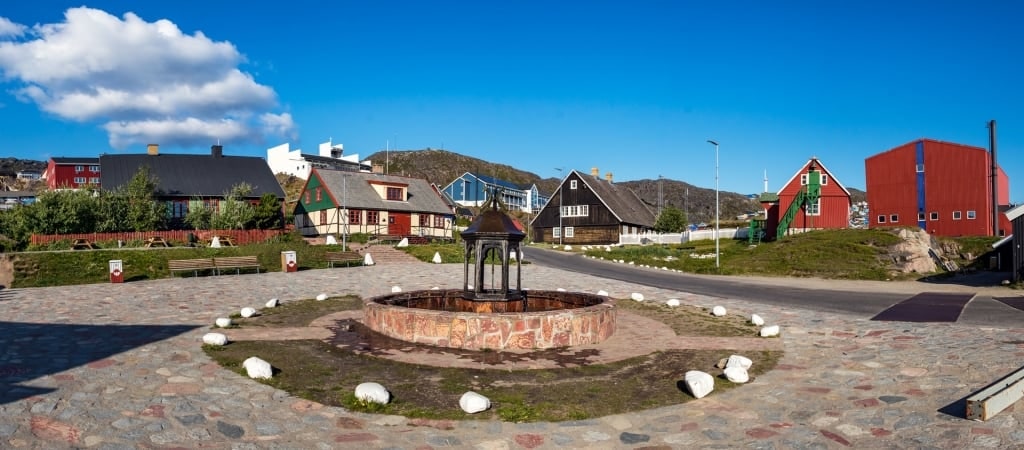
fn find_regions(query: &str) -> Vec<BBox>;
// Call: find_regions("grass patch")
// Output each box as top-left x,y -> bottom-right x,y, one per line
203,296 -> 782,422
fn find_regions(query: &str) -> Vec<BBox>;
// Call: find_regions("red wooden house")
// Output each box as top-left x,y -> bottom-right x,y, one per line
44,157 -> 100,190
760,157 -> 851,240
865,139 -> 1010,237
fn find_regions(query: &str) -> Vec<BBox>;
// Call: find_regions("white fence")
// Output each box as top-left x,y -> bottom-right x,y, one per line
619,228 -> 744,245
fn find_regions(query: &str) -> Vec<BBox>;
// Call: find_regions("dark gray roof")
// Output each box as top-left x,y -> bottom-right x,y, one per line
99,154 -> 284,198
51,157 -> 99,164
314,169 -> 452,215
573,170 -> 656,227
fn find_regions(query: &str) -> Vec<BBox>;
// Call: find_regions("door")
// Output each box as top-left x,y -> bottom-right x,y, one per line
388,213 -> 411,235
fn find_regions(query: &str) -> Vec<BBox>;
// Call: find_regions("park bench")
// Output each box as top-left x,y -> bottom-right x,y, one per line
168,258 -> 217,277
325,251 -> 362,268
213,256 -> 262,275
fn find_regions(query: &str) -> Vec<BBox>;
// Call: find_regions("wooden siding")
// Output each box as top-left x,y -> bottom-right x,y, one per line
866,139 -> 1010,237
768,159 -> 851,238
296,207 -> 451,238
532,172 -> 621,244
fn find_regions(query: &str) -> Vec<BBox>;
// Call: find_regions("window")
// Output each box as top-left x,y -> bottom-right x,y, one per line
877,215 -> 886,224
74,177 -> 86,184
929,212 -> 938,221
315,187 -> 322,202
889,214 -> 898,223
916,164 -> 925,173
917,212 -> 926,221
89,177 -> 100,184
74,165 -> 83,173
800,174 -> 807,185
367,211 -> 380,224
169,201 -> 187,218
386,187 -> 403,201
967,210 -> 977,219
570,180 -> 577,189
419,214 -> 428,227
434,215 -> 444,228
561,205 -> 589,217
348,210 -> 361,225
304,192 -> 311,204
553,227 -> 561,238
953,211 -> 962,220
806,199 -> 820,216
89,165 -> 99,172
821,175 -> 828,185
565,227 -> 575,238
320,210 -> 327,225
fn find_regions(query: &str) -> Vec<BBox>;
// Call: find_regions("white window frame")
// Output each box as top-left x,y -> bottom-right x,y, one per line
806,198 -> 820,216
800,174 -> 807,185
930,212 -> 939,221
917,212 -> 926,221
916,164 -> 925,173
953,211 -> 962,220
967,210 -> 977,220
570,180 -> 577,189
821,174 -> 828,185
890,214 -> 898,223
553,227 -> 561,238
89,165 -> 99,172
73,176 -> 86,184
564,227 -> 574,238
561,204 -> 589,218
89,177 -> 100,184
877,215 -> 886,223
74,165 -> 84,173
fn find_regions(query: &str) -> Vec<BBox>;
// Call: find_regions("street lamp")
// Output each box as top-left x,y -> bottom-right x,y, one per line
706,140 -> 719,269
554,167 -> 564,245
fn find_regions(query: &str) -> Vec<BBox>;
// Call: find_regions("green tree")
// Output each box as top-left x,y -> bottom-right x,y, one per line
184,198 -> 213,230
210,183 -> 256,230
31,189 -> 99,234
251,193 -> 283,229
654,205 -> 687,233
94,190 -> 130,232
124,166 -> 166,231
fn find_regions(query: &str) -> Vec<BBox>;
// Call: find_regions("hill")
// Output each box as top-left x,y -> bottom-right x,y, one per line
365,148 -> 761,222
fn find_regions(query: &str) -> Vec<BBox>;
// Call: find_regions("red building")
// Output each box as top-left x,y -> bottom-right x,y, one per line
760,157 -> 851,240
45,157 -> 100,190
865,139 -> 1010,237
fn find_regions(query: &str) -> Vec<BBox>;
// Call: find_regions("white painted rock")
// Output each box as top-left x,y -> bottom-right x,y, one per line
210,236 -> 222,248
723,366 -> 750,383
556,288 -> 567,292
605,246 -> 611,252
325,235 -> 338,245
430,286 -> 440,290
630,292 -> 645,302
459,391 -> 491,413
355,382 -> 390,404
363,253 -> 375,265
597,290 -> 609,296
760,325 -> 780,337
391,286 -> 402,293
242,357 -> 273,379
432,252 -> 442,264
215,317 -> 232,328
751,314 -> 765,326
509,251 -> 517,260
202,332 -> 228,346
396,237 -> 409,247
265,298 -> 279,308
683,370 -> 714,399
564,245 -> 572,251
628,261 -> 635,265
712,306 -> 727,317
240,307 -> 257,318
666,299 -> 681,307
316,293 -> 328,301
726,354 -> 753,370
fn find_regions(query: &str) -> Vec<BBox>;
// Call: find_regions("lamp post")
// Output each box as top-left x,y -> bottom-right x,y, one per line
706,140 -> 719,269
554,167 -> 564,245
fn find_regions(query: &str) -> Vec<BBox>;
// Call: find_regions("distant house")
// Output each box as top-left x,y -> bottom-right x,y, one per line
441,172 -> 549,213
760,157 -> 851,240
100,144 -> 285,228
16,170 -> 41,181
266,140 -> 371,179
45,157 -> 100,190
530,168 -> 656,244
294,168 -> 454,239
865,138 -> 1011,237
0,191 -> 36,210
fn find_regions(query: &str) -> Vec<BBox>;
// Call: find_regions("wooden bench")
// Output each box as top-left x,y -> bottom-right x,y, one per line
168,258 -> 216,277
325,251 -> 362,268
213,256 -> 261,275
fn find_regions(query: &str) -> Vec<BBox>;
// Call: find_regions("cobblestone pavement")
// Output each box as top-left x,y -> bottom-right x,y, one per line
3,263 -> 1024,449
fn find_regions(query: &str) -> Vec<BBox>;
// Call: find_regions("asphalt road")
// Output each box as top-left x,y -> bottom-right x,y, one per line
523,246 -> 1024,327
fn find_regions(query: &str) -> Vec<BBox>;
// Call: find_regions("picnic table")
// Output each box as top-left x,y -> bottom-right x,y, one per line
145,236 -> 169,247
71,239 -> 96,250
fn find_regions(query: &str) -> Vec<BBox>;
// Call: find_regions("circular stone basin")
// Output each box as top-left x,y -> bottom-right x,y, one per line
363,289 -> 616,350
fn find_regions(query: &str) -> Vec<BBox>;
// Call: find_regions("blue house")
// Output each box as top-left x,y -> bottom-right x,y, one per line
441,172 -> 549,213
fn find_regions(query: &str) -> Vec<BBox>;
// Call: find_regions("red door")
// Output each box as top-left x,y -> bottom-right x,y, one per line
388,213 -> 411,235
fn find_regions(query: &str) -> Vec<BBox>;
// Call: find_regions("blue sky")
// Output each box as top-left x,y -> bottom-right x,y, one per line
1,1 -> 1022,201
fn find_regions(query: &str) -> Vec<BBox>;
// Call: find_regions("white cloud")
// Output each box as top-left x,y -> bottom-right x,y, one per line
0,7 -> 295,149
0,17 -> 26,38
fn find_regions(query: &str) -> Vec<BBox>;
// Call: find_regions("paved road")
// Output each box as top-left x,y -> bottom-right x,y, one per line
523,246 -> 1024,326
3,262 -> 1024,449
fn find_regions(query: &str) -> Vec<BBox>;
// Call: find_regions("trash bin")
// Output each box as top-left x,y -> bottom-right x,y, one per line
281,251 -> 297,273
109,260 -> 124,283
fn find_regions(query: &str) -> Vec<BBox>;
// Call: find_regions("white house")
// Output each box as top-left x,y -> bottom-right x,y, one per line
267,139 -> 372,179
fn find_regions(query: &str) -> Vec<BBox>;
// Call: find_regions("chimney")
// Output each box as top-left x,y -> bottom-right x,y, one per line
605,172 -> 613,183
211,144 -> 223,158
591,167 -> 599,178
147,144 -> 159,156
372,163 -> 385,174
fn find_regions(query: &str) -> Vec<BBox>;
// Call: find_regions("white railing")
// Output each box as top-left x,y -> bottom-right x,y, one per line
618,228 -> 743,245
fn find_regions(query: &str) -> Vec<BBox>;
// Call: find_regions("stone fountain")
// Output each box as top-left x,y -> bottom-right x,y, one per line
363,199 -> 617,350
